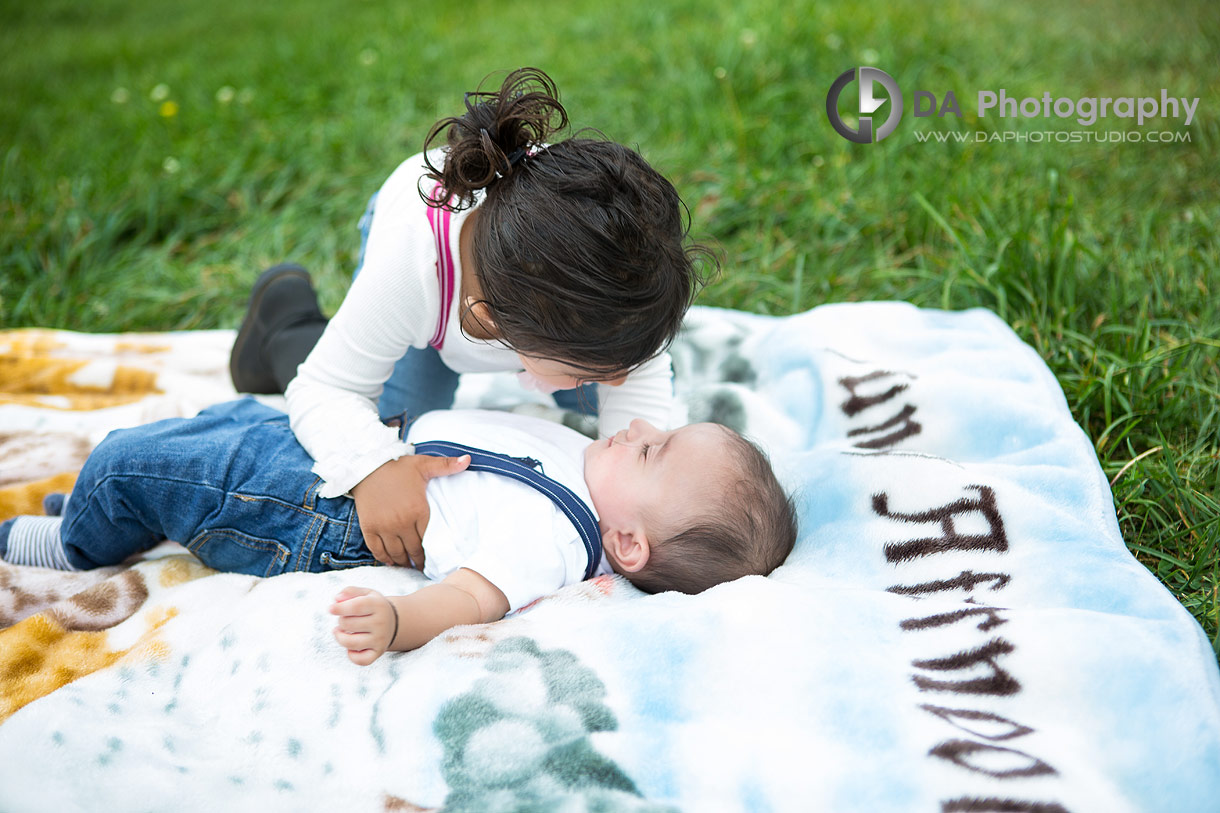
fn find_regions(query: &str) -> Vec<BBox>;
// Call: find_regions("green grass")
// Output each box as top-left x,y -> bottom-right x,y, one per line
2,0 -> 1217,650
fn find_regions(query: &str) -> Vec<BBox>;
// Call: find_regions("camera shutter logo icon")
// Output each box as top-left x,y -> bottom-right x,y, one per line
826,67 -> 904,143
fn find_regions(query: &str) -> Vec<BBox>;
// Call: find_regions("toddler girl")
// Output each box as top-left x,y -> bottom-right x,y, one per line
228,68 -> 713,573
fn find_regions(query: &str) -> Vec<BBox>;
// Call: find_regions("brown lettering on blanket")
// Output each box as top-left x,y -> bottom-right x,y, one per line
912,638 -> 1020,696
839,371 -> 910,416
838,371 -> 922,449
918,707 -> 1034,741
848,403 -> 922,449
888,570 -> 1011,597
874,485 -> 1007,564
941,798 -> 1070,813
874,485 -> 1070,812
902,605 -> 1009,633
930,740 -> 1056,779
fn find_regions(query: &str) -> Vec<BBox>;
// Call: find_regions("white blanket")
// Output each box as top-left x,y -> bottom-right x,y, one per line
0,303 -> 1216,812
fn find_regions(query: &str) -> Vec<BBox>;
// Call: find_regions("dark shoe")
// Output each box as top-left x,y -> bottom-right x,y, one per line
42,493 -> 66,516
230,264 -> 325,393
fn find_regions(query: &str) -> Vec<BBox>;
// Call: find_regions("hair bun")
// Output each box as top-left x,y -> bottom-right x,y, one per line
424,67 -> 569,210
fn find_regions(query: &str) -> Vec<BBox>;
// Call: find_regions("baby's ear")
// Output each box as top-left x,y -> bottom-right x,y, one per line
604,528 -> 650,573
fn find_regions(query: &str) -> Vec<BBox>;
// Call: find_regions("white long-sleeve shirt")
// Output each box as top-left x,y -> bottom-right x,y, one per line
286,151 -> 675,498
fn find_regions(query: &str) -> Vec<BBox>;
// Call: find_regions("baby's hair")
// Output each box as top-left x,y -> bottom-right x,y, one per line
422,67 -> 717,377
627,429 -> 798,596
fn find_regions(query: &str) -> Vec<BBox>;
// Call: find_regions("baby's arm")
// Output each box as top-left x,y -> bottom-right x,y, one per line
329,568 -> 510,665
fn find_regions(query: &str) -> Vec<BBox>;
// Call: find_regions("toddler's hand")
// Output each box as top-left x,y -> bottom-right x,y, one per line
351,453 -> 470,569
330,586 -> 398,666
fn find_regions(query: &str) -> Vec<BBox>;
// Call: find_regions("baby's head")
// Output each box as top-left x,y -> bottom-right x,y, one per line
583,419 -> 797,594
423,67 -> 717,386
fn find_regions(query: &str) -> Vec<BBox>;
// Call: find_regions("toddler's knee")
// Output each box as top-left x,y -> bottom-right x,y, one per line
80,424 -> 173,484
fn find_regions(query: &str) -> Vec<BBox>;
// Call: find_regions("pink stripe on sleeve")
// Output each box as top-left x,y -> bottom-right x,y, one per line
427,184 -> 456,350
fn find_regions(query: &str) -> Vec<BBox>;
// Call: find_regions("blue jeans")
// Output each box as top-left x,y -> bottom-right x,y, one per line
354,192 -> 597,421
60,399 -> 377,576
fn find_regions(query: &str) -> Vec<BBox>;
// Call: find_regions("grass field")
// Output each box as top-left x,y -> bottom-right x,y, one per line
2,0 -> 1217,650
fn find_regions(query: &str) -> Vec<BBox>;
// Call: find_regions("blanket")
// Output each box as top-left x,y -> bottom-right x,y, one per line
1,304 -> 1217,812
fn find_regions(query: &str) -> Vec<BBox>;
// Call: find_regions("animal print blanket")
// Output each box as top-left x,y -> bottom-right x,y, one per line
1,304 -> 1217,812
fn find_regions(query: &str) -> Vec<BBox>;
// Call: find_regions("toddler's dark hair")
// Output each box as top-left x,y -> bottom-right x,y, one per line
422,67 -> 717,377
627,429 -> 798,596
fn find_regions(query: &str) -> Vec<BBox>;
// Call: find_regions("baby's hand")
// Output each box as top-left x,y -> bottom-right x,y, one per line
330,586 -> 399,666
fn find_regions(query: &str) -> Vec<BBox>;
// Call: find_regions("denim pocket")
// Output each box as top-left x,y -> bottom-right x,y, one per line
187,530 -> 292,578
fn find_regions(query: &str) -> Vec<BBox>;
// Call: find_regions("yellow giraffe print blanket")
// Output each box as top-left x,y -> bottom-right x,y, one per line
0,328 -> 241,720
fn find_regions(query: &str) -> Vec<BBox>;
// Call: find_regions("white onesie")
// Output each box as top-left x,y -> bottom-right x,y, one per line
407,409 -> 613,613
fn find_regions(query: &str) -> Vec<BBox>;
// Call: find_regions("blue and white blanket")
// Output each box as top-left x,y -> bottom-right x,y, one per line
0,303 -> 1216,812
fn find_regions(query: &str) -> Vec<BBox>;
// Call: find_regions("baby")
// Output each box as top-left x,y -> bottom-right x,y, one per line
0,399 -> 796,665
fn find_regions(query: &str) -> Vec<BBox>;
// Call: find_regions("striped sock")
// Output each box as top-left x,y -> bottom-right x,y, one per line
0,516 -> 79,570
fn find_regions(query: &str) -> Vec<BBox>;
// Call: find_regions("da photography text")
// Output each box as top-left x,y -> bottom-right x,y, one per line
826,67 -> 1201,144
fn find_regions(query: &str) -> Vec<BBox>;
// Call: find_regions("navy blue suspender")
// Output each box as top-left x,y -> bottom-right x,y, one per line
411,440 -> 603,580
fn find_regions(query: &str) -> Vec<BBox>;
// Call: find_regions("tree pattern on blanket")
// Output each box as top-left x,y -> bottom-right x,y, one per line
431,637 -> 675,813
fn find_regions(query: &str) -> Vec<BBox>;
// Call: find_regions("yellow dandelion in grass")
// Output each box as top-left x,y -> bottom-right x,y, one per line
159,100 -> 179,118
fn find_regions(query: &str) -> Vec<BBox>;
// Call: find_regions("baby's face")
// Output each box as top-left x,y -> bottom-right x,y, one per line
583,419 -> 735,546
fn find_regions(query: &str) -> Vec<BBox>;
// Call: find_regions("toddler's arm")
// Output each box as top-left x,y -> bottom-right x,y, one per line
329,568 -> 510,665
596,351 -> 674,438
